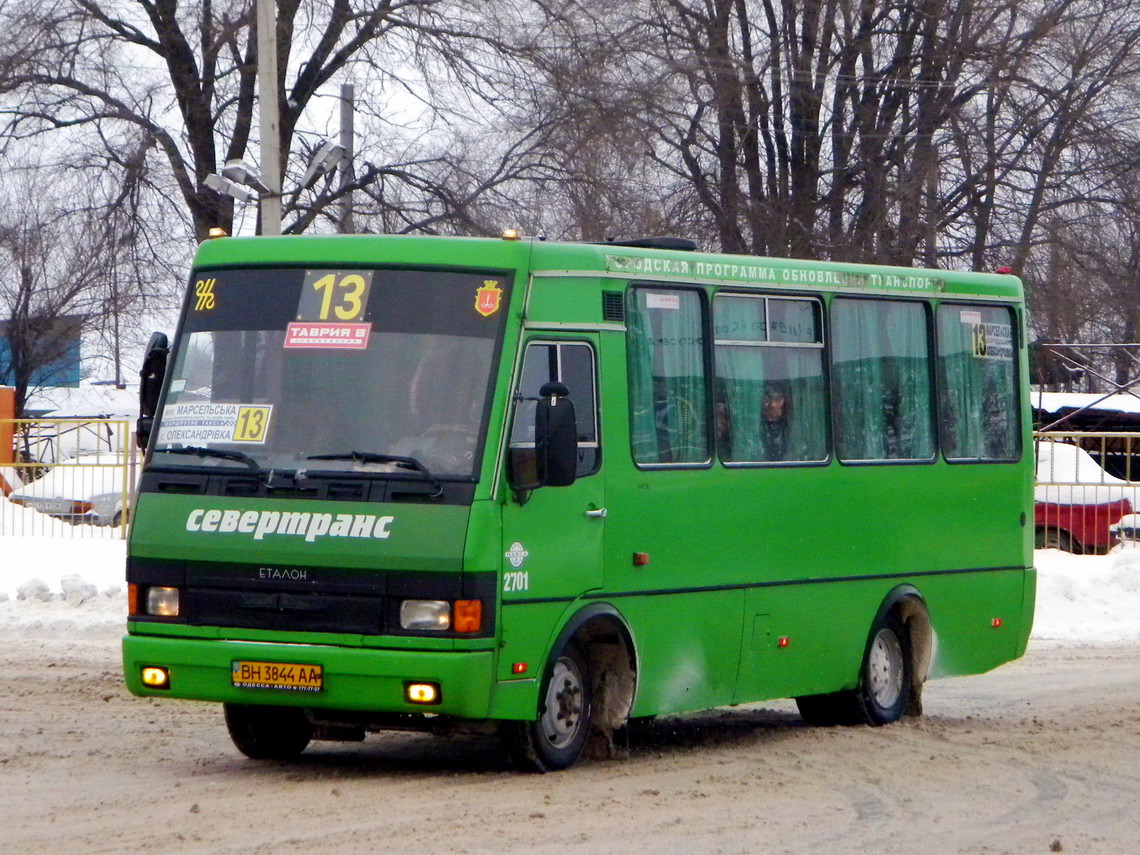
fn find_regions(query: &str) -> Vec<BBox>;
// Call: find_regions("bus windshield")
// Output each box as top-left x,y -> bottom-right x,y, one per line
149,266 -> 511,480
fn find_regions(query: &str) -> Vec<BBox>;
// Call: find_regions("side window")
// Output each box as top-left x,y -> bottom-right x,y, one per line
712,294 -> 827,463
628,288 -> 709,466
509,341 -> 600,476
936,304 -> 1020,461
831,298 -> 934,461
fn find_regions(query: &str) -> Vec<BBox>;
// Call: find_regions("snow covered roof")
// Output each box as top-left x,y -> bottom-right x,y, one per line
23,380 -> 139,419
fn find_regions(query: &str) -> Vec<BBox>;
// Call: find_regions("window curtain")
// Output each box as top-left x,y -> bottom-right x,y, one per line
783,347 -> 827,461
714,296 -> 826,463
937,305 -> 1018,460
832,299 -> 932,460
713,296 -> 766,461
832,300 -> 888,459
883,301 -> 934,459
629,289 -> 708,464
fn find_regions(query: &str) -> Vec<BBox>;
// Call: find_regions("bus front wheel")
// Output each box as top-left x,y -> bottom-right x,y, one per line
504,641 -> 593,772
223,703 -> 313,760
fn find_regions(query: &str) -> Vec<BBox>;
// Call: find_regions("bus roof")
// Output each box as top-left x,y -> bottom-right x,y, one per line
193,233 -> 1023,301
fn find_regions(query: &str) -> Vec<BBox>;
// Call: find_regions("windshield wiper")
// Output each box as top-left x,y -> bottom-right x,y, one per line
158,445 -> 262,472
305,451 -> 443,495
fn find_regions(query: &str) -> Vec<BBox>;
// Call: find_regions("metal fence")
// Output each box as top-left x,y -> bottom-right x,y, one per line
1034,430 -> 1140,553
1,419 -> 136,539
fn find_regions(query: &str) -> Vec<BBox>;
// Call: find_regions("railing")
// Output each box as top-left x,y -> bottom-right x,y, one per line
1034,430 -> 1140,553
1,419 -> 137,539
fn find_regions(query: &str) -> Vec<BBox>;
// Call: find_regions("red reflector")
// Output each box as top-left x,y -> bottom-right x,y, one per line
777,636 -> 790,648
992,618 -> 1003,628
632,552 -> 650,566
512,662 -> 528,675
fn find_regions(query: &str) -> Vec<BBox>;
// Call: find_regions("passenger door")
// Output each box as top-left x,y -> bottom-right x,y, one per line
501,338 -> 605,604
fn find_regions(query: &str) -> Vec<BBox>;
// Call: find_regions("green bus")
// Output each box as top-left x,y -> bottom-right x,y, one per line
123,232 -> 1035,771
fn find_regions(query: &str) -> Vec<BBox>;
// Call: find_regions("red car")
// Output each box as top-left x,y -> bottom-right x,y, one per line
1035,440 -> 1139,552
1034,497 -> 1131,553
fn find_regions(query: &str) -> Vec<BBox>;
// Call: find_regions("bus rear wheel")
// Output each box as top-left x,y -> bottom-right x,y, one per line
223,703 -> 314,760
856,614 -> 911,724
504,641 -> 593,772
796,612 -> 912,727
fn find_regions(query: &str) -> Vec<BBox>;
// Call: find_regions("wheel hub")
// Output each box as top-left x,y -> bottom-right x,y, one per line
867,628 -> 904,709
542,658 -> 584,748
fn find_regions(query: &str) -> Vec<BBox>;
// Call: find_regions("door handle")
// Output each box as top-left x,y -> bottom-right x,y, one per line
584,508 -> 608,519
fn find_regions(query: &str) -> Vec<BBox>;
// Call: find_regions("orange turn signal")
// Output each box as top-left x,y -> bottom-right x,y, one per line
128,583 -> 140,616
453,600 -> 483,634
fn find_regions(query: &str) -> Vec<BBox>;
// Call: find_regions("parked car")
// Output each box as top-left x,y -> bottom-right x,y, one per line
8,455 -> 130,526
1035,440 -> 1139,553
1110,513 -> 1140,544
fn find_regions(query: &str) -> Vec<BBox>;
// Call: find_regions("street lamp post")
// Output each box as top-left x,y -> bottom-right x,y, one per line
204,146 -> 348,233
256,0 -> 282,235
339,83 -> 355,234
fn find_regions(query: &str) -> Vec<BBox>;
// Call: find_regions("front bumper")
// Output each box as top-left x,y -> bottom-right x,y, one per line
123,634 -> 496,719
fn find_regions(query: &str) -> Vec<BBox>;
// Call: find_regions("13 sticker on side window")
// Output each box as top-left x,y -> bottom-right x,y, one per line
961,309 -> 1013,360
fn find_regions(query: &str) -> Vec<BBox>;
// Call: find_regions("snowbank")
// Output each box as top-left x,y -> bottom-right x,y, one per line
1032,547 -> 1140,643
0,531 -> 127,631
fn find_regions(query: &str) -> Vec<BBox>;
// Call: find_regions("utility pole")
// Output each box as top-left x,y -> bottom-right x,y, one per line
256,0 -> 282,235
339,83 -> 355,234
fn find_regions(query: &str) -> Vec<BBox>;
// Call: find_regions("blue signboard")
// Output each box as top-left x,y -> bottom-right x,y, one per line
0,318 -> 82,388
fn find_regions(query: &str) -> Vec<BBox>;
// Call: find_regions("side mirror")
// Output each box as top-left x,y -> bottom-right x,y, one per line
508,382 -> 578,492
535,382 -> 578,487
136,331 -> 169,450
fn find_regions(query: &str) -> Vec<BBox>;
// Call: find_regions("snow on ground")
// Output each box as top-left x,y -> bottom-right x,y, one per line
1032,547 -> 1140,642
1,507 -> 1139,643
0,507 -> 127,632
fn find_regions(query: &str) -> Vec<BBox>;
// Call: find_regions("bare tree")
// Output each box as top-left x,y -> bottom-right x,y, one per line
511,0 -> 1140,282
0,162 -> 165,416
0,0 -> 546,241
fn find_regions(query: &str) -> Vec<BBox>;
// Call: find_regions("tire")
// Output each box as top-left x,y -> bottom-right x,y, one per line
853,613 -> 912,725
504,642 -> 592,772
1035,527 -> 1078,553
796,612 -> 912,727
223,703 -> 314,760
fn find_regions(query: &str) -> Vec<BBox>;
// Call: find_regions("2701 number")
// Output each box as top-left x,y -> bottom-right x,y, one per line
503,571 -> 529,593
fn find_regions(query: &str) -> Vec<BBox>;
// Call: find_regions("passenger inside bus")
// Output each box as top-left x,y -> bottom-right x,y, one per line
761,383 -> 792,460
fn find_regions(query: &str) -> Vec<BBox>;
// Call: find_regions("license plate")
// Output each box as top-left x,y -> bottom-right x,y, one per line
231,660 -> 323,692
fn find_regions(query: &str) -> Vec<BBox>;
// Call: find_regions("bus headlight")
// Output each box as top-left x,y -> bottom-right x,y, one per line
400,599 -> 451,630
146,586 -> 181,617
